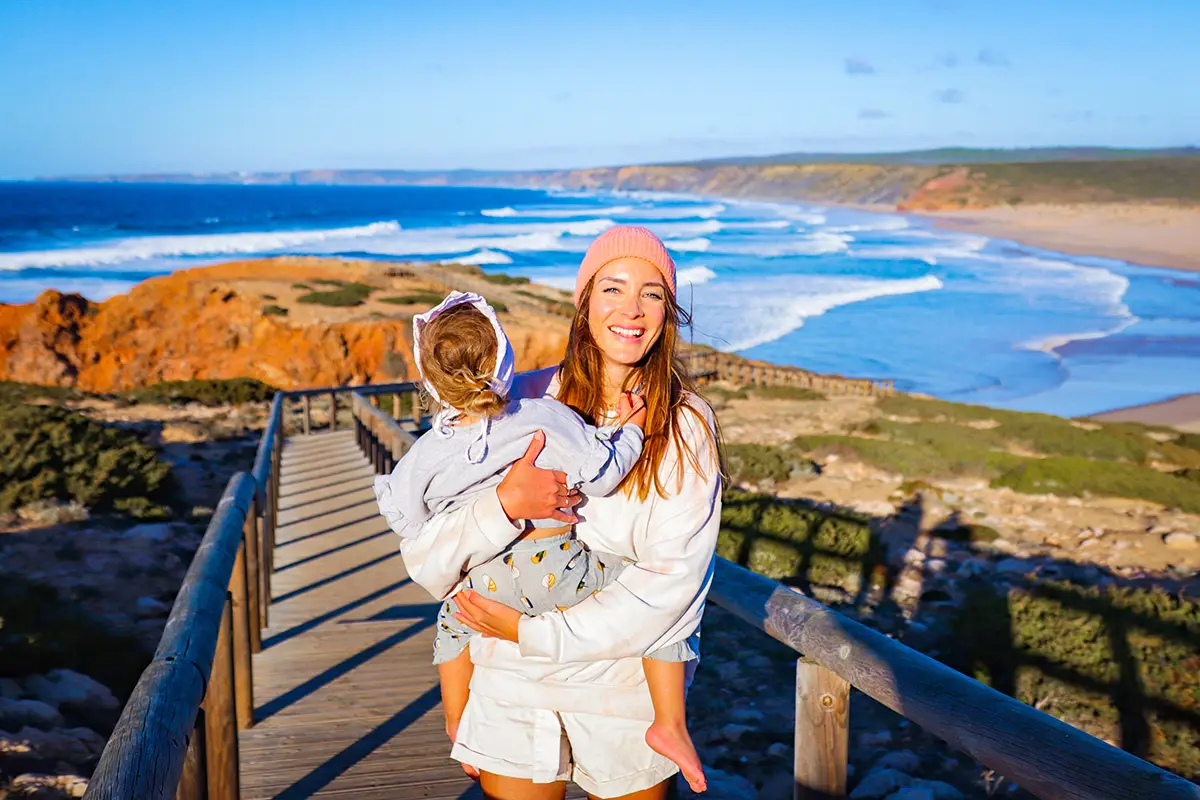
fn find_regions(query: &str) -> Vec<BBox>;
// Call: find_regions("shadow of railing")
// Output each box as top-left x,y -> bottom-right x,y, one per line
714,485 -> 1200,784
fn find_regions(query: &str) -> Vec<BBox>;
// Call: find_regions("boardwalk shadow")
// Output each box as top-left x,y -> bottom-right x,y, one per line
270,684 -> 443,800
256,617 -> 435,721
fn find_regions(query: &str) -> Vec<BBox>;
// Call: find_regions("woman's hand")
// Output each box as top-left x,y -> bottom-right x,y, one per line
496,430 -> 581,524
617,391 -> 647,429
452,590 -> 523,643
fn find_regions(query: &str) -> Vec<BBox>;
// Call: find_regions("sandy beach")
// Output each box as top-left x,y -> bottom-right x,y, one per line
919,203 -> 1200,273
1090,393 -> 1200,432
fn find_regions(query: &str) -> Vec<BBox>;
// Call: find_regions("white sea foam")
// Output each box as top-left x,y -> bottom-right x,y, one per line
854,233 -> 987,263
720,219 -> 791,230
447,249 -> 513,266
621,203 -> 726,220
677,266 -> 717,286
711,231 -> 852,257
830,217 -> 910,233
663,238 -> 711,253
697,274 -> 945,352
484,205 -> 634,219
0,221 -> 402,271
646,219 -> 723,237
0,275 -> 140,303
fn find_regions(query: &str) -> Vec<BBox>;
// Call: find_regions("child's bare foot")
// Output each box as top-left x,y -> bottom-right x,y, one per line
646,720 -> 706,792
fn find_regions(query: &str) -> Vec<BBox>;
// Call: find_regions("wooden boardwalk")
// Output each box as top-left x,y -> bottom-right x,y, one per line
238,430 -> 482,799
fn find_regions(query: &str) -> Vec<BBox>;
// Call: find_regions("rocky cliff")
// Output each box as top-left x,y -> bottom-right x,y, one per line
0,257 -> 572,392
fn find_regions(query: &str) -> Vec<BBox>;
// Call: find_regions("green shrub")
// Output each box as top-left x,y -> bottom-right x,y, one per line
948,581 -> 1200,779
793,433 -> 1023,479
121,378 -> 277,407
263,304 -> 288,317
726,443 -> 817,485
878,395 -> 1200,467
701,385 -> 749,403
297,281 -> 376,307
991,457 -> 1200,513
0,405 -> 172,514
751,385 -> 826,402
292,282 -> 311,290
379,290 -> 447,307
261,293 -> 277,301
719,489 -> 878,589
480,272 -> 530,286
490,299 -> 509,313
0,572 -> 150,696
312,278 -> 347,287
1175,468 -> 1200,485
0,381 -> 84,406
515,289 -> 575,315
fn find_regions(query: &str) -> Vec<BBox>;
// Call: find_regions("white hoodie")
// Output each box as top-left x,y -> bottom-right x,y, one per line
397,368 -> 722,720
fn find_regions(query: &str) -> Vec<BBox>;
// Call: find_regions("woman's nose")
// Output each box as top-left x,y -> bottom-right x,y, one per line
620,293 -> 643,317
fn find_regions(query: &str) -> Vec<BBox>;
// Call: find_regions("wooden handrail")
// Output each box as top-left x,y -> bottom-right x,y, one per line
84,473 -> 257,800
708,558 -> 1200,800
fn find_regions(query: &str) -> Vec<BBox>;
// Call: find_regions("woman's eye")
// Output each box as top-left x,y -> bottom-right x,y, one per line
604,286 -> 620,294
645,291 -> 664,301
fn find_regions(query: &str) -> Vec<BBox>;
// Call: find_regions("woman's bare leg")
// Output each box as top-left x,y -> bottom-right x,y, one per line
480,772 -> 566,800
642,659 -> 705,792
588,778 -> 673,800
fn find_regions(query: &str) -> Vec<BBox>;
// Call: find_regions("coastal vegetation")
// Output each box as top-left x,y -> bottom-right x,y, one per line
119,377 -> 277,407
296,279 -> 377,307
0,404 -> 172,517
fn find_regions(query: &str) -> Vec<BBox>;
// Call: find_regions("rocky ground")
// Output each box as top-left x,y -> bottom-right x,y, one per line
0,399 -> 271,798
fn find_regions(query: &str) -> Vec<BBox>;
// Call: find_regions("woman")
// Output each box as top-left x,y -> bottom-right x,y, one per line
399,225 -> 723,800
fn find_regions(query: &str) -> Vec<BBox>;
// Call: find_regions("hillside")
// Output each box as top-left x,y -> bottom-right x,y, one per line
50,147 -> 1200,210
0,257 -> 573,393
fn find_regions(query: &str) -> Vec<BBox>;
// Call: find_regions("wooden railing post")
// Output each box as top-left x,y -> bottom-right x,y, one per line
229,544 -> 254,730
302,395 -> 311,435
411,390 -> 421,424
242,496 -> 261,653
174,708 -> 206,800
256,498 -> 269,631
391,392 -> 401,420
794,659 -> 849,799
204,596 -> 240,800
328,391 -> 337,431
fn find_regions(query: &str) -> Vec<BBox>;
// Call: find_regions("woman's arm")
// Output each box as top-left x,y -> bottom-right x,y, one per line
516,410 -> 722,663
399,431 -> 582,600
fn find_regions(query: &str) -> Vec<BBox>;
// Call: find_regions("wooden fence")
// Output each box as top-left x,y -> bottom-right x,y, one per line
83,377 -> 1198,800
680,349 -> 894,396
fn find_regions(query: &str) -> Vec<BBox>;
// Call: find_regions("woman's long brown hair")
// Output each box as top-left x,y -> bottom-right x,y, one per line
556,277 -> 725,501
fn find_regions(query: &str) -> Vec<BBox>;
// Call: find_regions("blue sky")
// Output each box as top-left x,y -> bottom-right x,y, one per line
1,0 -> 1196,178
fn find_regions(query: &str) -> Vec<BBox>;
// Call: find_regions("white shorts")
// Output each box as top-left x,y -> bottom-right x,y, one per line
450,693 -> 678,798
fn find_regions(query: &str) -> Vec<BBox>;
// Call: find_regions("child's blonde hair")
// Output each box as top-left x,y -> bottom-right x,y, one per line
417,304 -> 509,419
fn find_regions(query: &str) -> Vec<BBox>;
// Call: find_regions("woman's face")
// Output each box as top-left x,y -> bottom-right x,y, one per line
586,257 -> 668,370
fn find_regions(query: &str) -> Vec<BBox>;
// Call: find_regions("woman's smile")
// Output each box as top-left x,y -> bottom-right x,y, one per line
588,256 -> 667,370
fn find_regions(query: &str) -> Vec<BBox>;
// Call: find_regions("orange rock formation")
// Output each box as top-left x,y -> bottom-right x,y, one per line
0,258 -> 571,392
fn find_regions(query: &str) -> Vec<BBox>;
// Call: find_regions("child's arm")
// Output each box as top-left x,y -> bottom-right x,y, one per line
570,392 -> 647,497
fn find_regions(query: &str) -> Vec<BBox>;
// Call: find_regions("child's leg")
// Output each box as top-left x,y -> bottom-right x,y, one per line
437,650 -> 481,780
643,658 -> 706,793
438,649 -> 474,737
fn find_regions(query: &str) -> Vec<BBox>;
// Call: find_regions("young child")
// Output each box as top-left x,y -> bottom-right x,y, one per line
373,290 -> 706,793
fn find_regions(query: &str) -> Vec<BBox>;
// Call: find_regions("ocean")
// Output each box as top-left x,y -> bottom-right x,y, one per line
3,181 -> 1199,418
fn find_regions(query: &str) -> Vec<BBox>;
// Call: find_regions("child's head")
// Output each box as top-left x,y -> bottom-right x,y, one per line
417,303 -> 509,419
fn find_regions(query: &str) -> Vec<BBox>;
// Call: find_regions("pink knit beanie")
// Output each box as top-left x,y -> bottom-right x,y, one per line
575,225 -> 676,306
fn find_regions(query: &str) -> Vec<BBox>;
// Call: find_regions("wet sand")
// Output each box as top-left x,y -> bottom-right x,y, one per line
919,204 -> 1200,273
1090,393 -> 1200,432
